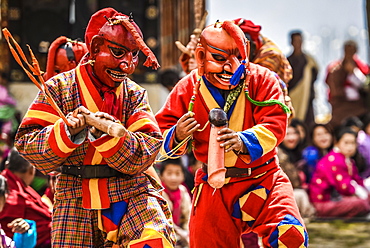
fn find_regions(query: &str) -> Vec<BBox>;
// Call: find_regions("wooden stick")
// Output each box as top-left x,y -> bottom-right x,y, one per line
82,113 -> 126,138
2,28 -> 70,125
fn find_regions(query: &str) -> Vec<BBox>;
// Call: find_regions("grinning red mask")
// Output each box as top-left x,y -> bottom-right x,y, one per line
195,21 -> 249,90
85,8 -> 159,88
90,21 -> 140,88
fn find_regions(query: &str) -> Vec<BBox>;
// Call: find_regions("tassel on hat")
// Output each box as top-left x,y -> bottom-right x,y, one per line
221,20 -> 248,86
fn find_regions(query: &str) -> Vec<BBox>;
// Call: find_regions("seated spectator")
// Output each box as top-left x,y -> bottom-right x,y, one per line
309,128 -> 370,218
159,158 -> 191,248
340,115 -> 363,133
0,175 -> 37,248
340,115 -> 368,178
290,118 -> 309,148
278,122 -> 315,219
302,124 -> 334,183
0,148 -> 51,247
357,113 -> 370,179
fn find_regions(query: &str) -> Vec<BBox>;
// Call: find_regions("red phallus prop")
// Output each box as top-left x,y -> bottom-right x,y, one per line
207,108 -> 228,189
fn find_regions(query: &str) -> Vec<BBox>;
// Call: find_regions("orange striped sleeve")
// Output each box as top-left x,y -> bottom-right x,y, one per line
48,119 -> 80,157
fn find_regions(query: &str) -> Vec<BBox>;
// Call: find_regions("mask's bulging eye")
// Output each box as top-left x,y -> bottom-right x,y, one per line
109,46 -> 125,58
211,53 -> 226,62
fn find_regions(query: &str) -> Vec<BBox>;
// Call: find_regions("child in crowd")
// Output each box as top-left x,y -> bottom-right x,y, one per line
278,123 -> 315,219
340,116 -> 363,133
309,127 -> 370,218
159,159 -> 191,248
340,116 -> 368,178
182,151 -> 202,193
302,124 -> 334,183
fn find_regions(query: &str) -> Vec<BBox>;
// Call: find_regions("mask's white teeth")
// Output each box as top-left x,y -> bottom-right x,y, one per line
109,71 -> 127,79
218,74 -> 232,82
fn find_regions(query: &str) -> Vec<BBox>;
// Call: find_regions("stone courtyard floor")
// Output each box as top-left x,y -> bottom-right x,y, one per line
306,219 -> 370,248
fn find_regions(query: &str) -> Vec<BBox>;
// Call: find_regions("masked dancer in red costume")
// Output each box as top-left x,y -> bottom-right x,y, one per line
14,8 -> 175,248
156,20 -> 308,247
43,36 -> 88,81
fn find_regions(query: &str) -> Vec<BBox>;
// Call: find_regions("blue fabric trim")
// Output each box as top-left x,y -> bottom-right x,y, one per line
202,174 -> 208,182
203,76 -> 238,119
246,220 -> 255,227
268,214 -> 308,248
102,200 -> 128,226
203,76 -> 225,108
163,126 -> 176,154
239,131 -> 262,162
232,200 -> 241,219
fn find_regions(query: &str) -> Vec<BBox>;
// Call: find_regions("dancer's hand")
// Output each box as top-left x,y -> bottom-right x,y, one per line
66,107 -> 89,136
175,112 -> 200,142
217,128 -> 247,154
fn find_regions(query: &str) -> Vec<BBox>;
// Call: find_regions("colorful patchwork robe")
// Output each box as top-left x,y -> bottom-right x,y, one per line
14,63 -> 175,247
155,64 -> 308,248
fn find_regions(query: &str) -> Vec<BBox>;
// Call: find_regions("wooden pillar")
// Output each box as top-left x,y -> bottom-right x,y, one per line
159,0 -> 205,70
0,0 -> 10,74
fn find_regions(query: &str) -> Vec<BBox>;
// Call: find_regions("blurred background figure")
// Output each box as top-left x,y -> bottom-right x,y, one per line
357,113 -> 370,180
0,72 -> 18,146
309,127 -> 370,218
158,68 -> 181,92
43,36 -> 88,80
0,148 -> 51,248
302,123 -> 334,184
233,18 -> 292,83
159,158 -> 191,248
325,40 -> 370,129
287,30 -> 319,130
339,116 -> 368,179
277,120 -> 315,220
290,118 -> 309,148
0,173 -> 37,248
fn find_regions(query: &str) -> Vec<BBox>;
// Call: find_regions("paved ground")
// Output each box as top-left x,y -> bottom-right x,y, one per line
306,220 -> 370,248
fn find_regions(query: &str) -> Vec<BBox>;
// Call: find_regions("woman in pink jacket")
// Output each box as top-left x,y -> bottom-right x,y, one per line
309,127 -> 370,218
